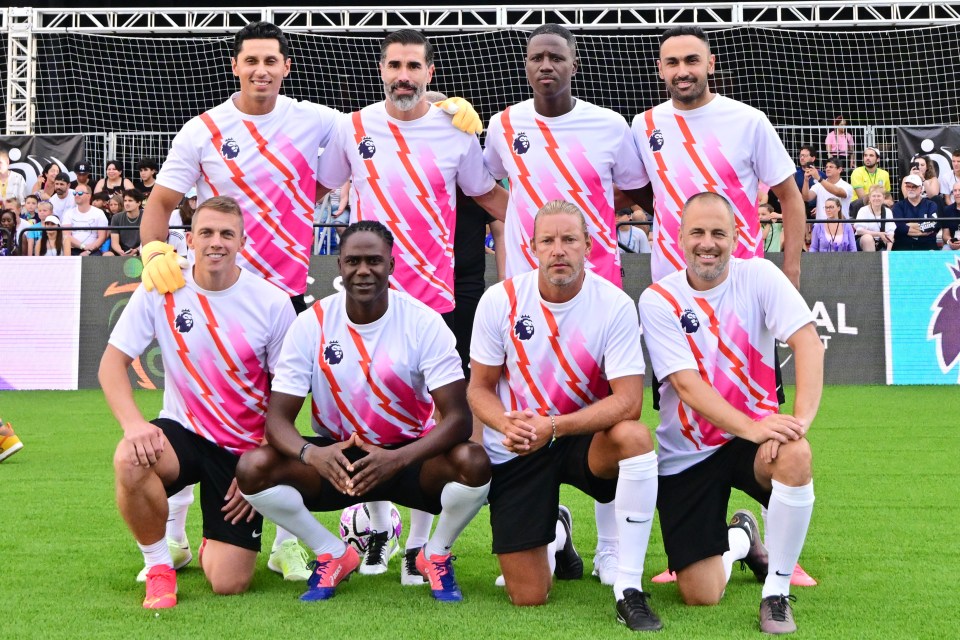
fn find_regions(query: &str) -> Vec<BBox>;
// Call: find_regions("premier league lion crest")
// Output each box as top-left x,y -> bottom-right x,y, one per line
649,129 -> 664,152
513,132 -> 531,155
358,137 -> 376,159
323,341 -> 344,365
513,315 -> 535,340
928,258 -> 960,376
220,138 -> 240,160
174,309 -> 194,333
679,308 -> 700,334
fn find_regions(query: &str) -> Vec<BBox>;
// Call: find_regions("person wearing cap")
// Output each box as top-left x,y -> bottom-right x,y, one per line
893,174 -> 940,251
72,162 -> 96,191
136,158 -> 159,200
850,147 -> 891,203
49,172 -> 75,219
34,212 -> 68,256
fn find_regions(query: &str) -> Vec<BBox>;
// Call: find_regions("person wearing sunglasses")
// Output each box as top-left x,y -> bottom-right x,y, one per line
63,185 -> 108,255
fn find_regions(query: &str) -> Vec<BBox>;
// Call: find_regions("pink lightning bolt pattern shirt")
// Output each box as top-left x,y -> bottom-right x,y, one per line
631,95 -> 796,283
108,270 -> 296,455
270,289 -> 464,445
157,94 -> 342,296
637,258 -> 813,475
484,99 -> 647,286
317,103 -> 495,314
470,269 -> 645,465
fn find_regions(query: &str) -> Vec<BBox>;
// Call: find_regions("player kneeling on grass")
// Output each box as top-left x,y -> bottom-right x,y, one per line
100,196 -> 296,609
637,192 -> 823,635
236,221 -> 491,603
467,200 -> 662,632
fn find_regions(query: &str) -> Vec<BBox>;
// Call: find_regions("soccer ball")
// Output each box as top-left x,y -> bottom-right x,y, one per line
338,503 -> 403,554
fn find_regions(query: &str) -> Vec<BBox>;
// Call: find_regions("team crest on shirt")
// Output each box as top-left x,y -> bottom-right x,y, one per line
649,129 -> 664,152
512,132 -> 531,155
358,137 -> 377,159
220,138 -> 241,160
513,315 -> 535,340
679,308 -> 700,334
174,309 -> 194,333
323,341 -> 344,365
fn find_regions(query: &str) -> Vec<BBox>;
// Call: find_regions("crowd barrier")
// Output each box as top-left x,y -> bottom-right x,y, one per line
2,252 -> 957,390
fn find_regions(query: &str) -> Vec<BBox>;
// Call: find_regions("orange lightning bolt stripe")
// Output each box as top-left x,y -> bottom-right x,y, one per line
643,110 -> 686,273
505,280 -> 550,413
346,325 -> 421,431
501,107 -> 541,271
539,303 -> 592,405
312,304 -> 370,441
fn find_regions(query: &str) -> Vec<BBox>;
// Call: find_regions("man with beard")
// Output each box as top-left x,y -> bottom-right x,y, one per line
850,146 -> 891,203
638,193 -> 822,635
468,200 -> 662,631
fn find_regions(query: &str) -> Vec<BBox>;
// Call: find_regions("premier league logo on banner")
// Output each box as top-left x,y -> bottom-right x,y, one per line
929,258 -> 960,379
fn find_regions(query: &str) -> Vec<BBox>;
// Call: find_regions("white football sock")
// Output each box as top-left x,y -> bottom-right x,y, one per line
546,519 -> 562,575
406,509 -> 435,551
139,537 -> 173,569
760,505 -> 769,545
613,451 -> 658,600
424,481 -> 489,558
722,527 -> 751,582
594,500 -> 618,553
365,501 -> 393,535
165,485 -> 194,543
762,480 -> 815,599
272,526 -> 296,551
242,485 -> 345,558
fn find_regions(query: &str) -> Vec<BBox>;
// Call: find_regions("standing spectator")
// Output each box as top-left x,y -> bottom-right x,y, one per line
94,160 -> 135,198
0,150 -> 27,204
23,201 -> 54,256
854,184 -> 895,251
850,147 -> 891,203
809,197 -> 856,252
71,162 -> 96,191
910,156 -> 940,202
940,150 -> 960,205
136,158 -> 159,200
824,116 -> 855,168
616,208 -> 650,254
940,182 -> 960,250
759,202 -> 783,252
0,210 -> 18,255
32,162 -> 59,202
801,157 -> 854,219
106,189 -> 144,257
893,174 -> 940,250
49,173 -> 75,219
35,214 -> 68,256
63,184 -> 108,255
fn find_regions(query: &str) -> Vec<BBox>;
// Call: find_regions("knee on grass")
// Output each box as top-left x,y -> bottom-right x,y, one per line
235,446 -> 279,494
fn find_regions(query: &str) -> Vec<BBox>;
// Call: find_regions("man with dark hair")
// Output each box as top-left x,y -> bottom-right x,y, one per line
106,189 -> 144,256
237,220 -> 491,604
638,192 -> 822,635
801,157 -> 854,219
100,196 -> 296,609
49,172 -> 74,219
850,146 -> 891,203
71,162 -> 95,191
136,158 -> 159,200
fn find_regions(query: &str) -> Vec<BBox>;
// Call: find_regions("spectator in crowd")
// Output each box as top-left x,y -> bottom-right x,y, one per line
23,201 -> 54,256
136,158 -> 159,200
91,191 -> 108,211
94,160 -> 135,198
850,147 -> 891,204
809,197 -> 856,252
616,208 -> 650,254
167,188 -> 197,258
106,192 -> 123,218
72,162 -> 95,191
801,157 -> 854,219
22,194 -> 39,223
910,156 -> 940,202
941,182 -> 960,251
0,150 -> 27,204
5,197 -> 21,218
940,150 -> 960,205
759,202 -> 783,252
854,184 -> 895,252
893,174 -> 940,250
32,162 -> 60,202
824,116 -> 855,168
35,214 -> 68,256
0,209 -> 18,255
106,189 -> 144,257
63,184 -> 108,255
49,173 -> 74,219
794,145 -> 825,192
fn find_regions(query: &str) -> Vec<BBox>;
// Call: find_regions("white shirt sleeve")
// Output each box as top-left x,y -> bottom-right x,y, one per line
107,285 -> 157,359
637,290 -> 700,380
600,294 -> 646,379
752,260 -> 814,342
752,114 -> 796,188
456,134 -> 497,198
270,311 -> 321,397
418,311 -> 465,391
469,285 -> 508,367
317,117 -> 353,190
482,114 -> 509,181
266,297 -> 297,374
612,118 -> 650,191
155,120 -> 203,195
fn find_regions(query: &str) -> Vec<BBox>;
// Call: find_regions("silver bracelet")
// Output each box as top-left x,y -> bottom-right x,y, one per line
299,442 -> 313,465
550,415 -> 558,444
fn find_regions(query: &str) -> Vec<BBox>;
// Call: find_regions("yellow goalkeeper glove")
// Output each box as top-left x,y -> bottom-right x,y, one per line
435,96 -> 483,135
141,241 -> 188,294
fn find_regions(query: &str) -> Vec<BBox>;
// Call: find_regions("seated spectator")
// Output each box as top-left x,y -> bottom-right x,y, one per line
91,191 -> 108,212
23,201 -> 54,256
854,185 -> 895,251
32,162 -> 59,202
49,173 -> 74,219
893,175 -> 940,250
910,156 -> 940,203
22,194 -> 39,223
105,192 -> 123,219
168,187 -> 197,257
850,146 -> 891,203
0,150 -> 27,204
941,183 -> 960,251
941,150 -> 960,205
810,197 -> 856,252
759,202 -> 783,252
94,160 -> 135,198
105,189 -> 144,257
34,214 -> 68,256
136,158 -> 159,201
616,208 -> 650,254
801,156 -> 854,218
63,185 -> 108,255
72,162 -> 95,191
0,210 -> 18,255
824,116 -> 855,169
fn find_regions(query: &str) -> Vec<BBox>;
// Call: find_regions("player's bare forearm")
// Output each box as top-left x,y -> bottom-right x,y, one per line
467,361 -> 513,435
772,177 -> 804,289
263,391 -> 310,460
385,380 -> 472,468
786,323 -> 824,431
472,185 -> 508,222
99,345 -> 145,430
551,374 -> 644,437
140,185 -> 183,245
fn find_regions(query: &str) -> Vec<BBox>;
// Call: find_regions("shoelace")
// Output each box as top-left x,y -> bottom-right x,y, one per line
622,590 -> 655,617
146,568 -> 176,596
767,594 -> 798,621
430,556 -> 458,589
404,551 -> 419,574
365,532 -> 389,565
307,559 -> 331,586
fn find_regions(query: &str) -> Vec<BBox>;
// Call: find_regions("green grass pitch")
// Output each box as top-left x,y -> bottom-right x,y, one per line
0,386 -> 957,639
